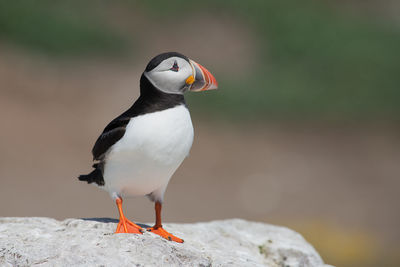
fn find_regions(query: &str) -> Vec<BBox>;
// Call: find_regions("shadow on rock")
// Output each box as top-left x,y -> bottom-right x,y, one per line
81,217 -> 151,228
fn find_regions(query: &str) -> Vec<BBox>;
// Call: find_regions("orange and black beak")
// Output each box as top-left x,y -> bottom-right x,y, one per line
185,59 -> 218,92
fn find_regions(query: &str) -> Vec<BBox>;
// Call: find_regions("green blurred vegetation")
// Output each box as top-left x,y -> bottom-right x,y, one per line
183,0 -> 400,121
0,0 -> 399,121
0,0 -> 128,56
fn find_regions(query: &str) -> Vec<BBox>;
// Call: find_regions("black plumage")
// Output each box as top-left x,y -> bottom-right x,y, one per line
145,52 -> 189,72
78,162 -> 105,186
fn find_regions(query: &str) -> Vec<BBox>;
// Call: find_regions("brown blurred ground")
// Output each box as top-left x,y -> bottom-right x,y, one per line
1,2 -> 400,265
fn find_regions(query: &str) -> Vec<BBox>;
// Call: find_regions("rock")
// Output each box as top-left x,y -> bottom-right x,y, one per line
0,217 -> 331,267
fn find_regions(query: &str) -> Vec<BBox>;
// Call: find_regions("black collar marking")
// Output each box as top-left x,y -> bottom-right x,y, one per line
91,74 -> 186,161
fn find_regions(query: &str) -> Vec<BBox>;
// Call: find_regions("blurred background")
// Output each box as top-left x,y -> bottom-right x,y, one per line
1,0 -> 399,266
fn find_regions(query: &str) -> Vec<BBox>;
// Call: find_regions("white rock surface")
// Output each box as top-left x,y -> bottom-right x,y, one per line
0,217 -> 330,267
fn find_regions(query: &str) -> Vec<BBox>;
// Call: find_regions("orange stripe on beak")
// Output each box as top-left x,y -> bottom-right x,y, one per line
198,63 -> 218,91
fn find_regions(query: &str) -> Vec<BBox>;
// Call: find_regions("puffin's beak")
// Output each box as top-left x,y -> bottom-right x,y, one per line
186,59 -> 218,92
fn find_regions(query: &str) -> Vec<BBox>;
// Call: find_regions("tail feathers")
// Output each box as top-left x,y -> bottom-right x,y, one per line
78,168 -> 105,186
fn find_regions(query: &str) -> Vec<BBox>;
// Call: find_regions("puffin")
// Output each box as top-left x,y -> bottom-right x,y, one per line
78,52 -> 218,243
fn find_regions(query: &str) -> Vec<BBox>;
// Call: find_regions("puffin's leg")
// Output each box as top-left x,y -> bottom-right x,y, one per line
147,202 -> 184,243
115,197 -> 143,234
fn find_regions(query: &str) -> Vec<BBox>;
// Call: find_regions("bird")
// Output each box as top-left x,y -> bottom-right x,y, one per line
78,52 -> 218,243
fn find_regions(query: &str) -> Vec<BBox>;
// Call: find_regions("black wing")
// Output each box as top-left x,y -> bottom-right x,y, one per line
91,117 -> 130,160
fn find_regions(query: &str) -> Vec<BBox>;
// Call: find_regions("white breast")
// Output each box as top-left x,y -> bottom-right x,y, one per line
102,105 -> 194,199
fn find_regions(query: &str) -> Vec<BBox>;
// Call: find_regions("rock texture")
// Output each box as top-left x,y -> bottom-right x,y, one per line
0,217 -> 330,267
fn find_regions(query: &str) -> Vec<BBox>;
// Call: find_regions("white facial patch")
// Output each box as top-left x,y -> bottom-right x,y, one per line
144,57 -> 193,94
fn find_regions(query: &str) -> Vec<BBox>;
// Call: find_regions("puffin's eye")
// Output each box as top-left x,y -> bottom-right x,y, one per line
170,61 -> 179,72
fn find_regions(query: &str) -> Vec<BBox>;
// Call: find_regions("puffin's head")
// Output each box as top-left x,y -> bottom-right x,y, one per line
143,52 -> 218,95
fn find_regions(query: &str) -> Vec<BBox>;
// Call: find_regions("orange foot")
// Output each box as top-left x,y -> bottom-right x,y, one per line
147,226 -> 184,243
115,217 -> 144,234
